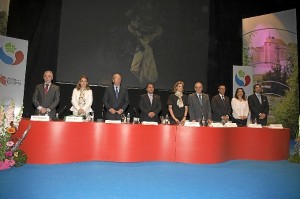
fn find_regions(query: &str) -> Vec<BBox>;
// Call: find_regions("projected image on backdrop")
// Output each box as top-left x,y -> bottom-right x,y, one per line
57,0 -> 209,90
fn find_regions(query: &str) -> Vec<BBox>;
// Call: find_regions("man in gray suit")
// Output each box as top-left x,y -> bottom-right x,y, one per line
103,73 -> 129,120
188,82 -> 212,125
32,70 -> 60,119
139,83 -> 162,122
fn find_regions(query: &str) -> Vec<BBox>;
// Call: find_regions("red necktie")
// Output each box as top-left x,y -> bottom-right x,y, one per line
44,84 -> 49,95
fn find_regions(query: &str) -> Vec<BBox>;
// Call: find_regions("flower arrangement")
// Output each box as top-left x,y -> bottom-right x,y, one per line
0,100 -> 31,170
288,135 -> 300,164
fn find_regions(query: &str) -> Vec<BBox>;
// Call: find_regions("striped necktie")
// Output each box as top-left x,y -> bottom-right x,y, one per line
198,94 -> 202,106
115,87 -> 119,99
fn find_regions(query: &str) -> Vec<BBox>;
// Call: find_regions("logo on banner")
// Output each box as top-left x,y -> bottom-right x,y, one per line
0,42 -> 25,65
0,75 -> 7,85
0,74 -> 22,86
234,70 -> 251,86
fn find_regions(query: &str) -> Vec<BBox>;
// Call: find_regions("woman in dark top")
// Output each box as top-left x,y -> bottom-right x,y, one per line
167,81 -> 188,125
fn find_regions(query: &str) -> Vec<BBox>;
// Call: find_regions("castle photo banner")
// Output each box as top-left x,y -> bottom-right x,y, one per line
242,9 -> 298,125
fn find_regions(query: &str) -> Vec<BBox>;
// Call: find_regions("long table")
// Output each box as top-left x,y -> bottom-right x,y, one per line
14,119 -> 290,164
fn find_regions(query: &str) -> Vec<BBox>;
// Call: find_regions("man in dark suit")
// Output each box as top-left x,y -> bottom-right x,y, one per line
103,73 -> 129,120
32,70 -> 60,119
188,82 -> 212,124
248,83 -> 269,126
211,84 -> 231,122
139,83 -> 162,122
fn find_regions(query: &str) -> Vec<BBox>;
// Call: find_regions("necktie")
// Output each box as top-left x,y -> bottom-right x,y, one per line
149,94 -> 153,104
198,94 -> 202,106
257,94 -> 262,104
221,95 -> 225,106
44,84 -> 49,95
115,87 -> 119,99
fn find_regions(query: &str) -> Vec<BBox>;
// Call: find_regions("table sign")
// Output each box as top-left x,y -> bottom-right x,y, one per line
269,124 -> 283,129
105,120 -> 122,124
65,116 -> 83,122
224,123 -> 238,127
184,121 -> 200,127
247,124 -> 262,128
141,121 -> 158,125
30,115 -> 50,121
210,123 -> 224,127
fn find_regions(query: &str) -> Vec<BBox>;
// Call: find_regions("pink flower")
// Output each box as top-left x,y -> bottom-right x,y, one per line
0,159 -> 12,170
6,141 -> 14,147
9,159 -> 15,166
5,151 -> 13,157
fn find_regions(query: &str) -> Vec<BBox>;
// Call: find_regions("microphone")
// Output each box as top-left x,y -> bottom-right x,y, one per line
133,107 -> 138,117
54,105 -> 66,120
101,104 -> 105,118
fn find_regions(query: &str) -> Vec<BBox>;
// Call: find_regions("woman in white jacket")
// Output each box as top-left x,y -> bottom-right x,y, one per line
231,88 -> 249,127
70,75 -> 93,116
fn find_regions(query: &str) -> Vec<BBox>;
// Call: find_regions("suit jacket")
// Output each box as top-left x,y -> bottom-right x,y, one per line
211,94 -> 231,122
139,93 -> 162,122
248,93 -> 269,125
32,83 -> 60,119
188,92 -> 212,121
103,84 -> 129,120
70,88 -> 93,115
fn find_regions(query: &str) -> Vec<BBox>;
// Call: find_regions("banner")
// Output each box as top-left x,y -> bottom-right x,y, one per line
0,35 -> 28,114
242,9 -> 298,125
232,65 -> 253,98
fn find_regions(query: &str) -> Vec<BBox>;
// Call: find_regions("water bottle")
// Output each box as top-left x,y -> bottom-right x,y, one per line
126,112 -> 131,123
201,115 -> 206,126
254,118 -> 257,124
90,112 -> 94,122
165,114 -> 170,124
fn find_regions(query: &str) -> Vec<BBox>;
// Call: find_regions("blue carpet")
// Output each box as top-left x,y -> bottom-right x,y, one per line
0,160 -> 300,199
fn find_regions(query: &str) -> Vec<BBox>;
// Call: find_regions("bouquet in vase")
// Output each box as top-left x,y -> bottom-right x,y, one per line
0,100 -> 30,170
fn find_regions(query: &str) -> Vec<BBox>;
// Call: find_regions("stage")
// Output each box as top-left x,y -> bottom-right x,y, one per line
15,119 -> 290,164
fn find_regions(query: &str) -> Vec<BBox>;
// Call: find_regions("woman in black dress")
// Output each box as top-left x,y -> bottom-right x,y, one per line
167,81 -> 188,125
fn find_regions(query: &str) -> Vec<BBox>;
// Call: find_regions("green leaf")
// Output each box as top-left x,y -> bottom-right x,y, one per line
4,43 -> 16,53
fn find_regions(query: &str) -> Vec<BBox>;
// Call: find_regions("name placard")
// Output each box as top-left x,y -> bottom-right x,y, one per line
141,121 -> 158,125
210,123 -> 224,127
184,121 -> 200,127
224,123 -> 238,127
269,124 -> 283,129
65,116 -> 83,122
105,120 -> 122,124
30,115 -> 50,121
247,124 -> 262,128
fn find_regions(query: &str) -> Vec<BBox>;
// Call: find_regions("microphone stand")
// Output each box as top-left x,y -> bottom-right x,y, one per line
133,107 -> 139,118
53,105 -> 66,121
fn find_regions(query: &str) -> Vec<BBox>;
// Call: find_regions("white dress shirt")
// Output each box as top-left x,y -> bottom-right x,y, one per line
231,98 -> 249,119
148,93 -> 153,104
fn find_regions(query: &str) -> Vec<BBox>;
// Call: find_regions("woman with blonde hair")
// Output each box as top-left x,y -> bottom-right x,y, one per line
167,81 -> 188,125
70,75 -> 93,117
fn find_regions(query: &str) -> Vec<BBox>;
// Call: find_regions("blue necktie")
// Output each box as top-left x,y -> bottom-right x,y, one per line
115,87 -> 119,99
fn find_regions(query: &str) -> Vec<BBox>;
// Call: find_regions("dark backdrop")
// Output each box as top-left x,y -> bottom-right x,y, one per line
57,0 -> 209,90
6,0 -> 298,120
